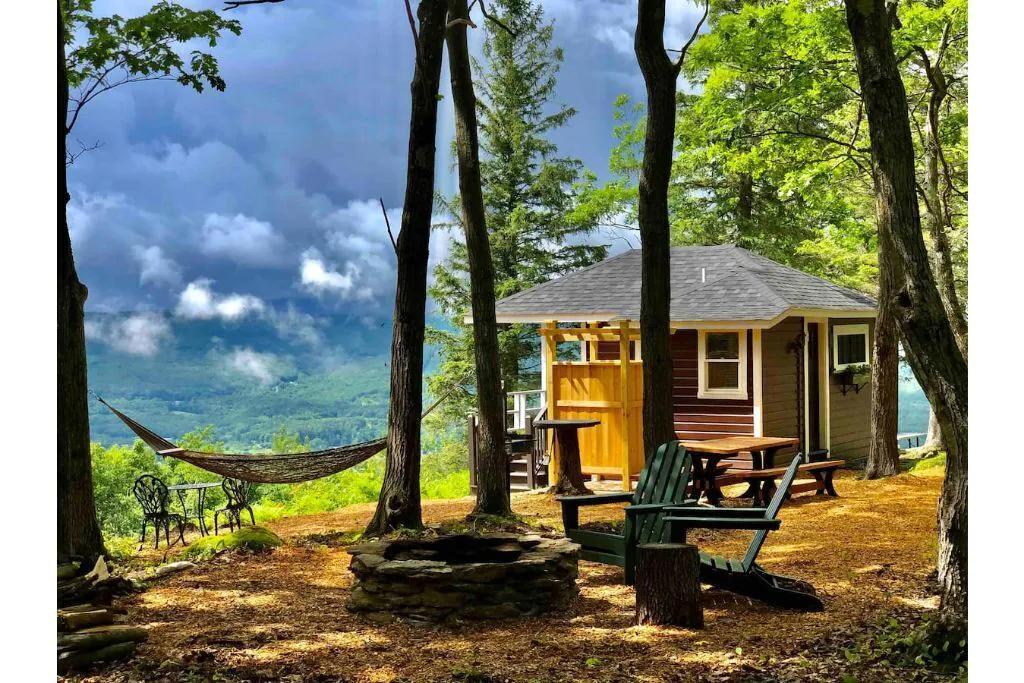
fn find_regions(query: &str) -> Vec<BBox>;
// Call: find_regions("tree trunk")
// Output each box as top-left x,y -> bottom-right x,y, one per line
865,282 -> 900,479
58,6 -> 106,564
922,55 -> 968,359
923,406 -> 943,452
634,0 -> 680,460
365,0 -> 448,536
447,0 -> 511,517
736,172 -> 753,242
634,543 -> 703,628
845,0 -> 968,636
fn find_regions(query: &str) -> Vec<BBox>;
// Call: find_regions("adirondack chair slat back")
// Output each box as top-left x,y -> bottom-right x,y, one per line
742,454 -> 803,571
627,441 -> 693,545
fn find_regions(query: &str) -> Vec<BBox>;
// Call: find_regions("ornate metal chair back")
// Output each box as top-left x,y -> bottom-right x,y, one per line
133,474 -> 170,516
222,478 -> 252,509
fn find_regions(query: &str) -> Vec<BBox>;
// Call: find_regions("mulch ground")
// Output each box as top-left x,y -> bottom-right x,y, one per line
66,468 -> 948,682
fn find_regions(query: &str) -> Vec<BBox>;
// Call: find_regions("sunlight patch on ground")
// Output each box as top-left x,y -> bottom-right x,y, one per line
88,468 -> 945,682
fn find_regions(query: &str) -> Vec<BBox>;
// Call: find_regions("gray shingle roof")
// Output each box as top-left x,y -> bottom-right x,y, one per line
491,244 -> 876,323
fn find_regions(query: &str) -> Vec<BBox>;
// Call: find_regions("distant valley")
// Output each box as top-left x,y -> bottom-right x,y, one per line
86,310 -> 931,450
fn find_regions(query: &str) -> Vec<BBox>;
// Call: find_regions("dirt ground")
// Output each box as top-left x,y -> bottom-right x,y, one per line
68,468 -> 947,682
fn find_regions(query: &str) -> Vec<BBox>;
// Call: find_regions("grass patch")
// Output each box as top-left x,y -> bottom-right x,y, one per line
173,526 -> 283,561
909,452 -> 946,472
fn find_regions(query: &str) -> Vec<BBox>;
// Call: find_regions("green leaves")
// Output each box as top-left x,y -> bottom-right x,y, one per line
62,0 -> 242,132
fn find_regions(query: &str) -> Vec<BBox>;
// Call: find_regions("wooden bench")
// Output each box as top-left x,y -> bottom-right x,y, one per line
716,460 -> 845,506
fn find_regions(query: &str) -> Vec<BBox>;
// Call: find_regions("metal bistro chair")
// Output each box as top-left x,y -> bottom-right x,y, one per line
132,474 -> 185,550
214,478 -> 256,535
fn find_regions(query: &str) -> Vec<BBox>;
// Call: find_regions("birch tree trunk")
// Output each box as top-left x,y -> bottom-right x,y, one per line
366,0 -> 448,535
447,0 -> 511,516
58,6 -> 106,564
844,0 -> 968,637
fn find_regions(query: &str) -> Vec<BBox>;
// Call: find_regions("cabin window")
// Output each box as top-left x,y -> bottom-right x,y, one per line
832,324 -> 871,371
697,330 -> 748,400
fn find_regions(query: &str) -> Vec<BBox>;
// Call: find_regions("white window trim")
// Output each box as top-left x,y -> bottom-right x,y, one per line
697,329 -> 748,400
832,323 -> 871,371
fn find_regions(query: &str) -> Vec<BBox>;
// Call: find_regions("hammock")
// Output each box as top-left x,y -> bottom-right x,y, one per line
98,397 -> 386,483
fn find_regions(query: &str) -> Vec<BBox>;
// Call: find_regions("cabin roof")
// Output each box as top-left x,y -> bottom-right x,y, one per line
488,244 -> 877,324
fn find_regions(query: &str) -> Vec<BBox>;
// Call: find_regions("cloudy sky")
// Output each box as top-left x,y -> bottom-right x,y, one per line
70,0 -> 705,357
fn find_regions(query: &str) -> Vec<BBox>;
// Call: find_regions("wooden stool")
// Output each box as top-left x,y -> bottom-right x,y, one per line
634,543 -> 703,628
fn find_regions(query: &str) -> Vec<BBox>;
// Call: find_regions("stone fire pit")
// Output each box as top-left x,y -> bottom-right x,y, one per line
345,533 -> 579,624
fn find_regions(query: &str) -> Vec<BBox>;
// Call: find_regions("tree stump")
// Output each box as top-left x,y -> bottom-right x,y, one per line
635,543 -> 703,628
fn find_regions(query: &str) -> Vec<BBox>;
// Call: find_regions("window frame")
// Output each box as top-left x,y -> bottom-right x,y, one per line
697,329 -> 748,400
832,323 -> 871,371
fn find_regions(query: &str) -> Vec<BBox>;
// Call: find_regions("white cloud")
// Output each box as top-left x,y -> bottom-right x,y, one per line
66,191 -> 126,245
85,312 -> 173,356
268,303 -> 325,347
224,348 -> 283,386
299,248 -> 364,298
174,279 -> 266,321
133,245 -> 182,286
565,0 -> 708,59
199,213 -> 290,267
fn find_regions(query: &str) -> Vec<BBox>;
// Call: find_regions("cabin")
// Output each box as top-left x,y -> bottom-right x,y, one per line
479,244 -> 877,491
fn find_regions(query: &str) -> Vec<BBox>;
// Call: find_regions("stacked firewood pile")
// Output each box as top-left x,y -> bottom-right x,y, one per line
57,558 -> 145,675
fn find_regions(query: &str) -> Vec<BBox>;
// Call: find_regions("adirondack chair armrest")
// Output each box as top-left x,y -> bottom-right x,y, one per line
663,516 -> 782,531
623,502 -> 691,516
556,492 -> 634,508
559,491 -> 636,532
663,506 -> 768,517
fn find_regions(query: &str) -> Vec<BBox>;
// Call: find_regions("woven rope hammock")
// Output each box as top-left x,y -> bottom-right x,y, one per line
98,397 -> 386,483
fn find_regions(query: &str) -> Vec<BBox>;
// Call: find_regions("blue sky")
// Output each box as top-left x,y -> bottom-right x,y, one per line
69,0 -> 706,358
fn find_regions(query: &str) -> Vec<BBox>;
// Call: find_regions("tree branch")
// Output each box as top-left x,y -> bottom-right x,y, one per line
477,0 -> 516,37
224,0 -> 284,10
380,197 -> 398,253
675,1 -> 708,69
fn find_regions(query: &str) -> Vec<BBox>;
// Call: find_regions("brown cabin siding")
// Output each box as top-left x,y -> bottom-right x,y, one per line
827,317 -> 874,462
671,329 -> 754,440
761,317 -> 803,444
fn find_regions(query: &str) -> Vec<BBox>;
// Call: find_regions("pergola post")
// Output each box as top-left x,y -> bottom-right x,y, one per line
619,320 -> 632,491
542,320 -> 558,482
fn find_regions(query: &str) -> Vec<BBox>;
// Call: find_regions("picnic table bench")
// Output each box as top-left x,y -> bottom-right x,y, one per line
679,436 -> 844,506
715,459 -> 844,506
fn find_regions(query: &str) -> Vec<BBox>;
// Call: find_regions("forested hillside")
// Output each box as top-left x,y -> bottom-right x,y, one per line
86,308 -> 442,450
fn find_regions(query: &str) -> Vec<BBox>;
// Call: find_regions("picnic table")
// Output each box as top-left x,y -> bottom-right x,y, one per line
533,418 -> 600,496
678,436 -> 800,505
167,482 -> 221,537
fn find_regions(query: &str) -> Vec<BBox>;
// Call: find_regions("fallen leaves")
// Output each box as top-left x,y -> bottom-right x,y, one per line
68,468 -> 952,682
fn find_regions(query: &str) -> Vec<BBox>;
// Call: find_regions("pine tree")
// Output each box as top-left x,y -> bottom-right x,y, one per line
429,0 -> 607,423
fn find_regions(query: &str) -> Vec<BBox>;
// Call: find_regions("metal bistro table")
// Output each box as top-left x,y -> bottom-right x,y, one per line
167,482 -> 221,537
532,418 -> 600,496
678,436 -> 801,505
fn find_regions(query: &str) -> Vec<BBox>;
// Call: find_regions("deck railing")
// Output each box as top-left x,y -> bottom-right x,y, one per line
467,388 -> 549,492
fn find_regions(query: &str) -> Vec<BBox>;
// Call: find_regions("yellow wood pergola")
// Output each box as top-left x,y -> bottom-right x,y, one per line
540,321 -> 645,491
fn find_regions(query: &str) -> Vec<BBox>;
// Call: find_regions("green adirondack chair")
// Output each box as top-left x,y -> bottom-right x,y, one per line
557,441 -> 696,585
663,454 -> 825,611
